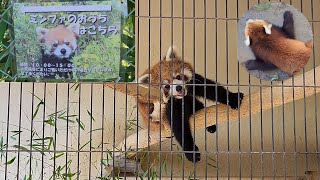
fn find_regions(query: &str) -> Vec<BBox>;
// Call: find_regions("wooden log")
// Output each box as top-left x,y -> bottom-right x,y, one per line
106,66 -> 320,154
104,83 -> 161,103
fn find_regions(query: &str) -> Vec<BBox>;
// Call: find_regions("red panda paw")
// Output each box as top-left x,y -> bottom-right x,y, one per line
185,146 -> 201,163
283,11 -> 293,20
229,92 -> 244,110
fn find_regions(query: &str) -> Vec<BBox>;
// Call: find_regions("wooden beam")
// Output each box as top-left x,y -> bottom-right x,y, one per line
106,66 -> 320,156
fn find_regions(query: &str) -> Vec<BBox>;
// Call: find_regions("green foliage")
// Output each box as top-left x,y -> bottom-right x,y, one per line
72,35 -> 121,80
13,9 -> 42,66
0,0 -> 15,81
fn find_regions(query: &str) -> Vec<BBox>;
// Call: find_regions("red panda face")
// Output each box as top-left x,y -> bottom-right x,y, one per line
138,46 -> 194,102
36,24 -> 80,59
244,19 -> 272,46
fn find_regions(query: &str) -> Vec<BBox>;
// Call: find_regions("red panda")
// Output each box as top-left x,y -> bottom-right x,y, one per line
36,23 -> 80,78
137,46 -> 244,163
36,24 -> 80,59
244,11 -> 313,76
136,46 -> 194,134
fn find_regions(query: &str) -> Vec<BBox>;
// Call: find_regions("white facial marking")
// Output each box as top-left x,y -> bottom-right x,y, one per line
150,102 -> 161,121
263,24 -> 272,35
183,68 -> 192,80
53,44 -> 73,59
246,19 -> 254,25
244,36 -> 250,46
171,79 -> 187,99
138,74 -> 151,88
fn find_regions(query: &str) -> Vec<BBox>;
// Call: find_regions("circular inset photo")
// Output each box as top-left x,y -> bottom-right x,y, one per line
237,2 -> 313,81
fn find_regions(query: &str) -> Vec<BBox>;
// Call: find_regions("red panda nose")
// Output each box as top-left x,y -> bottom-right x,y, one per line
176,85 -> 183,92
61,49 -> 66,55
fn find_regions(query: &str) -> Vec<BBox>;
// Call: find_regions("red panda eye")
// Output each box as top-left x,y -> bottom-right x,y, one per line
65,42 -> 70,45
164,85 -> 170,89
176,75 -> 181,80
53,43 -> 58,47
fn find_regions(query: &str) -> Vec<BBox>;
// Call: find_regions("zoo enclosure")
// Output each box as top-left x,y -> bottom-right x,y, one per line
0,0 -> 320,179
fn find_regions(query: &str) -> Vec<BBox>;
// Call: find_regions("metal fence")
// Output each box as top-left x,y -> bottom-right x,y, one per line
1,0 -> 320,179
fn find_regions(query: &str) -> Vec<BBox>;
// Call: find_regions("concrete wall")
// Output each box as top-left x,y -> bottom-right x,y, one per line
0,0 -> 320,179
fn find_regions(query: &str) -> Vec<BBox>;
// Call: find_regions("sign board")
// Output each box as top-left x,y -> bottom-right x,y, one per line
13,1 -> 128,82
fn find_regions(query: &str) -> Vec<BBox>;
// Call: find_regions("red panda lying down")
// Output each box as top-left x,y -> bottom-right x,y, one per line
244,11 -> 313,76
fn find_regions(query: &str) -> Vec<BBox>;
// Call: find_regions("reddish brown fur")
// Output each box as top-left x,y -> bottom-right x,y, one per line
141,56 -> 194,86
137,100 -> 163,131
40,25 -> 79,52
246,21 -> 313,75
138,55 -> 194,132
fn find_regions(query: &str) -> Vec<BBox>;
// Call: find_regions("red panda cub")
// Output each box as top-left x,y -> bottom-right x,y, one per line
244,11 -> 313,76
36,23 -> 80,78
138,46 -> 244,163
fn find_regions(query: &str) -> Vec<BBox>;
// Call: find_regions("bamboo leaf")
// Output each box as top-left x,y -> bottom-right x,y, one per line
0,12 -> 8,43
50,153 -> 64,160
5,156 -> 16,165
87,110 -> 95,121
79,140 -> 90,151
76,118 -> 85,130
13,145 -> 29,152
62,172 -> 76,178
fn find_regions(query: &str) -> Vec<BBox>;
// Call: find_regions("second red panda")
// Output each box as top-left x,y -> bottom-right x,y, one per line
244,11 -> 313,76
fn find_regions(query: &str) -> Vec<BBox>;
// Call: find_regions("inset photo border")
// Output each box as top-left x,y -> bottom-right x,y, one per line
237,2 -> 313,81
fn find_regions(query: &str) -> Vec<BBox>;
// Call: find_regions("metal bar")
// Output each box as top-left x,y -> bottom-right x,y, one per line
225,0 -> 231,179
170,0 -> 174,179
159,0 -> 163,178
134,15 -> 320,22
310,0 -> 319,177
76,84 -> 81,180
147,0 -> 151,178
4,83 -> 10,180
192,0 -> 196,178
124,83 -> 128,179
53,83 -> 58,179
2,149 -> 320,154
16,83 -> 22,179
215,0 -> 219,178
301,0 -> 309,175
204,0 -> 208,179
41,83 -> 47,180
271,81 -> 275,179
88,83 -> 93,179
29,83 -> 35,178
135,0 -> 140,178
65,83 -> 70,179
100,85 -> 105,179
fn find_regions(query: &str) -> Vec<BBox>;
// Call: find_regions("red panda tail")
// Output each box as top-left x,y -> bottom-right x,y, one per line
305,40 -> 313,49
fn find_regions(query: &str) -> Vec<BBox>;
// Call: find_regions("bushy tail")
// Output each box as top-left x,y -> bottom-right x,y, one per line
305,40 -> 313,49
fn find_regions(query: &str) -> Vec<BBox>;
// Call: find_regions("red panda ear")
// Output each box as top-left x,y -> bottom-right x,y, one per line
165,45 -> 179,61
244,36 -> 250,46
67,23 -> 80,35
36,27 -> 49,39
74,33 -> 80,40
263,24 -> 272,35
138,74 -> 151,87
